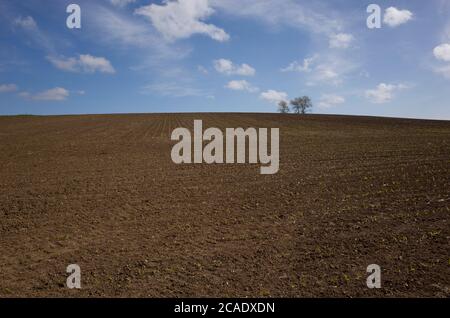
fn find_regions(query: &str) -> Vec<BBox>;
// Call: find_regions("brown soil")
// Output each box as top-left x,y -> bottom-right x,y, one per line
0,113 -> 448,297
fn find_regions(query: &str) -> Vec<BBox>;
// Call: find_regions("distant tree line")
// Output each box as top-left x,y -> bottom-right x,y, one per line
278,96 -> 312,114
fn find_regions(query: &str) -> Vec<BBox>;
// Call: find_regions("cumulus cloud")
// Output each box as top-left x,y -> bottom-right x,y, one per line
226,80 -> 258,92
281,56 -> 316,72
365,83 -> 408,104
214,59 -> 255,76
431,43 -> 450,79
0,84 -> 18,93
78,55 -> 115,74
260,90 -> 288,104
20,87 -> 69,101
433,43 -> 450,62
329,33 -> 354,49
283,54 -> 357,86
13,16 -> 37,30
318,94 -> 345,109
47,55 -> 115,74
383,7 -> 413,27
135,0 -> 230,42
109,0 -> 135,7
312,64 -> 340,83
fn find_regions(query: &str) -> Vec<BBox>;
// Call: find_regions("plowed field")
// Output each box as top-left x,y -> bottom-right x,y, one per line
0,113 -> 448,297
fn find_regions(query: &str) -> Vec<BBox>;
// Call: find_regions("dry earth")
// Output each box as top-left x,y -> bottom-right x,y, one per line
0,113 -> 449,297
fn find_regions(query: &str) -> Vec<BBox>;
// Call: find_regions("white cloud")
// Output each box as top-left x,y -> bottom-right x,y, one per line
89,5 -> 157,48
110,0 -> 135,7
329,33 -> 354,49
78,55 -> 115,74
13,16 -> 37,30
433,43 -> 450,62
318,94 -> 345,109
226,80 -> 258,92
20,87 -> 69,101
135,0 -> 230,42
260,90 -> 288,104
12,15 -> 54,52
281,56 -> 316,72
284,54 -> 358,86
47,55 -> 115,74
85,4 -> 189,64
383,7 -> 413,27
47,56 -> 78,72
431,43 -> 450,79
313,64 -> 340,83
211,0 -> 344,37
313,57 -> 359,86
214,59 -> 255,76
34,88 -> 69,101
0,84 -> 18,93
365,83 -> 408,104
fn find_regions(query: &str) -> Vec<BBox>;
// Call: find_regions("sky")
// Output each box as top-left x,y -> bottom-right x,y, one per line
0,0 -> 450,119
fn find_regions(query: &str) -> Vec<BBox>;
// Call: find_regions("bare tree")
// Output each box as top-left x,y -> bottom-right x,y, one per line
278,100 -> 290,113
290,96 -> 312,114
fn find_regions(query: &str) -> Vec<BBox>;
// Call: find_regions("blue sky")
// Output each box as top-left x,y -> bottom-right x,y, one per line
0,0 -> 450,119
